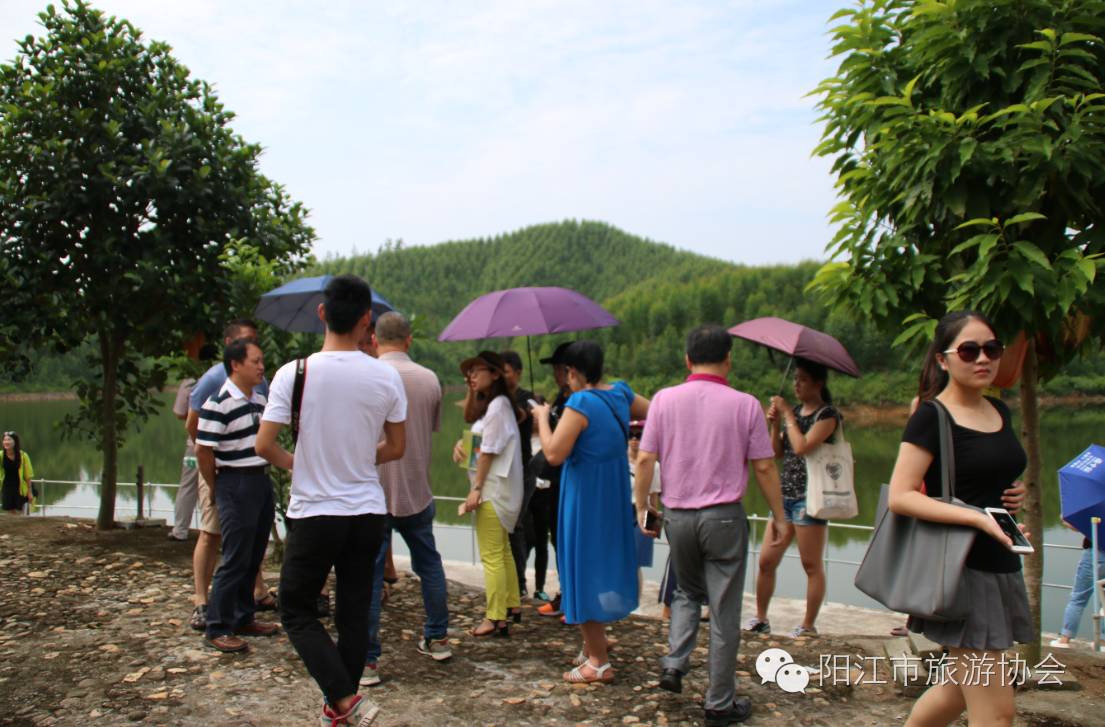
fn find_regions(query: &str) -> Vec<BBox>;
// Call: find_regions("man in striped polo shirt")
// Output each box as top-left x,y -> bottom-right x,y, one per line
195,337 -> 279,653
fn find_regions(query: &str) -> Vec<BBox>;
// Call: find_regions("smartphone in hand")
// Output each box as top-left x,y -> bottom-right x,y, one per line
639,509 -> 662,538
985,507 -> 1034,554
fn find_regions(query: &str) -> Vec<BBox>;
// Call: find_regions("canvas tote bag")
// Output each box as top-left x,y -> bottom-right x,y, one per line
853,400 -> 979,622
804,408 -> 858,519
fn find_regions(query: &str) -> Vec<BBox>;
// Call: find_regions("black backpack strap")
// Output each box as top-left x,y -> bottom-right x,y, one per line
291,358 -> 307,446
591,390 -> 629,443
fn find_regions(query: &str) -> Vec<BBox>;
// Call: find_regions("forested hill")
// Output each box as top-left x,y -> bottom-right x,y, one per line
9,220 -> 1104,401
315,220 -> 728,326
313,220 -> 919,402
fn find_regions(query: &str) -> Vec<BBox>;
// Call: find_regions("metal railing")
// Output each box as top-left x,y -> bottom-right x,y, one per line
28,478 -> 481,563
28,478 -> 1081,592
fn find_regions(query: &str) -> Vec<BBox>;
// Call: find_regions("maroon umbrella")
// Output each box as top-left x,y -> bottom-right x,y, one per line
438,286 -> 619,388
728,316 -> 861,378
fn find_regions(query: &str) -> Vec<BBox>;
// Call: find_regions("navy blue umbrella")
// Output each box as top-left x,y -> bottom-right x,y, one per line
255,275 -> 394,333
1059,444 -> 1105,543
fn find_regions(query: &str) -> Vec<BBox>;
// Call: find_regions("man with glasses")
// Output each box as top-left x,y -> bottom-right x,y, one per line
194,338 -> 279,653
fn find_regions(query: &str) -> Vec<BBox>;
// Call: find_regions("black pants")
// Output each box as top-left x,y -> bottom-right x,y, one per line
205,468 -> 274,637
280,513 -> 385,705
527,481 -> 559,592
509,511 -> 533,596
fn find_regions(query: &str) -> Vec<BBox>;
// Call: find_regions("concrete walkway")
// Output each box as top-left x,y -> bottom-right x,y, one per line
392,554 -> 907,638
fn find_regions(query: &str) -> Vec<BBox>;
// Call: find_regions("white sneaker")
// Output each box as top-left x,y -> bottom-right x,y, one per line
417,637 -> 453,661
359,663 -> 381,687
1048,638 -> 1071,649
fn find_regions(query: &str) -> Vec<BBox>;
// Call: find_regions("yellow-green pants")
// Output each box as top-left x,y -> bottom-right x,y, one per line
476,501 -> 520,621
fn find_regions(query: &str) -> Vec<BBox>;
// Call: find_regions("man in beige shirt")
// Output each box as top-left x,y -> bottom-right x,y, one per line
362,312 -> 452,686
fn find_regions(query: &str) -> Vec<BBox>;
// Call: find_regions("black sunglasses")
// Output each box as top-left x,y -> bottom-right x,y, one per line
943,339 -> 1004,363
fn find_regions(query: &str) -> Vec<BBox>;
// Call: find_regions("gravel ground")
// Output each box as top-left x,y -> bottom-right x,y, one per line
1,515 -> 1102,726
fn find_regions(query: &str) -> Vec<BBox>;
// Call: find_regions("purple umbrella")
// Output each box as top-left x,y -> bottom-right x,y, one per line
439,287 -> 618,340
728,316 -> 861,380
438,286 -> 619,388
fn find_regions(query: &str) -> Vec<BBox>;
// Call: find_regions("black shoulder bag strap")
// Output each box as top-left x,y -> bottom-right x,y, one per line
591,389 -> 629,443
929,399 -> 957,503
291,358 -> 307,447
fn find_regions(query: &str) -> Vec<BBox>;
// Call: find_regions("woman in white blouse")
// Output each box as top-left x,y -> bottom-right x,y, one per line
452,351 -> 525,637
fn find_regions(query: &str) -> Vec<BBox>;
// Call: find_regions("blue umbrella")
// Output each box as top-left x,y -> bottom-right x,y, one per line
255,275 -> 394,333
1058,444 -> 1105,543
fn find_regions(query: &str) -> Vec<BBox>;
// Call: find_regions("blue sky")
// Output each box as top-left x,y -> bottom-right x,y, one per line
1,0 -> 845,265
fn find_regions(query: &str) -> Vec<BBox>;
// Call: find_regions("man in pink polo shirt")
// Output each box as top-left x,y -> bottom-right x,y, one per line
634,324 -> 785,727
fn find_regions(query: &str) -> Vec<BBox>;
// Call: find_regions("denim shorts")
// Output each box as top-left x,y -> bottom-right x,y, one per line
783,496 -> 827,527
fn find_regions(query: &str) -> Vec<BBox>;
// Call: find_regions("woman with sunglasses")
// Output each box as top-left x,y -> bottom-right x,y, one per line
888,311 -> 1031,727
452,351 -> 525,638
532,341 -> 649,684
2,431 -> 34,514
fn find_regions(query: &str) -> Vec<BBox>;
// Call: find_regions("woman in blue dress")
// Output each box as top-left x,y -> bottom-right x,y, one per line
533,340 -> 649,684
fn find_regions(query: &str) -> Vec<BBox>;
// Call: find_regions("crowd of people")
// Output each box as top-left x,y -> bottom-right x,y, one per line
5,272 -> 1050,727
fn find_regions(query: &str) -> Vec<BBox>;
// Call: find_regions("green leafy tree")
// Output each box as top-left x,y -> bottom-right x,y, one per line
0,1 -> 314,529
810,0 -> 1105,657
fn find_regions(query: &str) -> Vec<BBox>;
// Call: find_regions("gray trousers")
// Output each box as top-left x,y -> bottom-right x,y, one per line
661,501 -> 748,711
171,450 -> 199,539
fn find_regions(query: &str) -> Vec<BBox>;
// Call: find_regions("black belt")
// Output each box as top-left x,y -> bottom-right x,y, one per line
216,464 -> 269,475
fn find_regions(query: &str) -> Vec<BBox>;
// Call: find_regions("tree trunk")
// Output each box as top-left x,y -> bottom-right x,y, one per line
1018,338 -> 1043,666
95,333 -> 120,530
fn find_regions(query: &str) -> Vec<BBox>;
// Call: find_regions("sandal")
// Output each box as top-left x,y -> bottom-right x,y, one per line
573,641 -> 617,666
468,620 -> 508,638
254,590 -> 278,612
564,661 -> 614,684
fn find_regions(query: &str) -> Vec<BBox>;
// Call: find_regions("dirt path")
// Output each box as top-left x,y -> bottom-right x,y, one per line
0,516 -> 1101,726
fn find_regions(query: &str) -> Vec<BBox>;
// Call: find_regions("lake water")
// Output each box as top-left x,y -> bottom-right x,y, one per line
3,393 -> 1101,637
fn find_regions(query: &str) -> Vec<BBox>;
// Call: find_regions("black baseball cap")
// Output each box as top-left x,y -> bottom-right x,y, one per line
539,342 -> 573,365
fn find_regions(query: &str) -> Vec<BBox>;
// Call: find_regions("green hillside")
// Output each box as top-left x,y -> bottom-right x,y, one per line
312,220 -> 918,402
315,220 -> 727,324
10,219 -> 1105,402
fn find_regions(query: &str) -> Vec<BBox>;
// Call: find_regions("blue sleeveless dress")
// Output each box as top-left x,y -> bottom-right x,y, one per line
557,381 -> 639,624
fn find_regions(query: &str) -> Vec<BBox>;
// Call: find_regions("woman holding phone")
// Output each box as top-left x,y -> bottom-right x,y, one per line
747,357 -> 839,638
887,311 -> 1031,727
532,341 -> 649,684
452,351 -> 524,638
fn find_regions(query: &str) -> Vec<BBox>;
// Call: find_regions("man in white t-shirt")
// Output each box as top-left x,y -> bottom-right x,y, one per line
256,274 -> 407,727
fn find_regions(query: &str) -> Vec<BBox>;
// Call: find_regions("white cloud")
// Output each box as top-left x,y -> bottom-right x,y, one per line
0,0 -> 844,265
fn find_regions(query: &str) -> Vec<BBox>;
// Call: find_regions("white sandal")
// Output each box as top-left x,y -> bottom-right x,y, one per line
574,640 -> 617,665
563,661 -> 614,684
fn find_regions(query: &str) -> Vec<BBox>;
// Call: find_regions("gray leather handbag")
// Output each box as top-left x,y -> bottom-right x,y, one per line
854,400 -> 979,622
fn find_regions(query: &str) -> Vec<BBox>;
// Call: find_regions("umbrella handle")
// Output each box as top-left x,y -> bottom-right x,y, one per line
777,357 -> 794,396
526,336 -> 535,393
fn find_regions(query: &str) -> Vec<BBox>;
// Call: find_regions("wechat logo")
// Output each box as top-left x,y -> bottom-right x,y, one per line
756,648 -> 811,694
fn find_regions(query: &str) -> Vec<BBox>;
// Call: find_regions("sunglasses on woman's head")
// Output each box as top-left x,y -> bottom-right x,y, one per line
943,339 -> 1004,362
